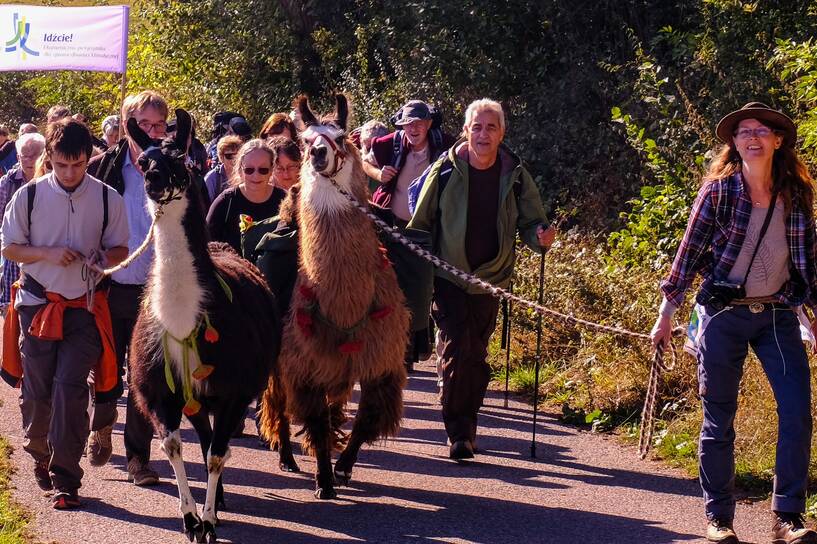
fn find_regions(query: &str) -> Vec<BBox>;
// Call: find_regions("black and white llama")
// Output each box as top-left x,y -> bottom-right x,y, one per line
127,110 -> 291,543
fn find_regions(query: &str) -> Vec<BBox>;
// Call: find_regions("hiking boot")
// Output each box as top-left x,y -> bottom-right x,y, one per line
772,512 -> 817,544
33,458 -> 52,491
87,424 -> 113,467
449,440 -> 474,461
127,458 -> 159,487
706,518 -> 738,543
52,489 -> 81,510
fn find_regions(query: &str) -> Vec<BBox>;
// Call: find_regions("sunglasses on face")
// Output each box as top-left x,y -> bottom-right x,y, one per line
243,167 -> 270,176
223,153 -> 237,160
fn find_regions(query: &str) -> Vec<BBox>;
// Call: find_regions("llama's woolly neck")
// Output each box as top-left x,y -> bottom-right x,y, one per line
300,163 -> 355,216
148,195 -> 209,339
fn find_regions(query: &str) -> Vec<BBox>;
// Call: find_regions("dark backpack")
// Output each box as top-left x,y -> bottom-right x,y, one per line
241,216 -> 298,317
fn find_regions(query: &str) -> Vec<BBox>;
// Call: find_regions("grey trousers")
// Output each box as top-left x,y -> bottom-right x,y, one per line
19,304 -> 101,492
697,304 -> 812,520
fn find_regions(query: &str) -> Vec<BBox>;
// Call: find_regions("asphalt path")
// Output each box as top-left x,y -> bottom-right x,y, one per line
0,358 -> 774,544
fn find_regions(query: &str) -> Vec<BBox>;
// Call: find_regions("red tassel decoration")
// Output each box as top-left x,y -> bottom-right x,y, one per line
192,365 -> 215,380
182,399 -> 202,417
299,284 -> 317,301
338,340 -> 364,354
370,306 -> 393,320
204,326 -> 219,343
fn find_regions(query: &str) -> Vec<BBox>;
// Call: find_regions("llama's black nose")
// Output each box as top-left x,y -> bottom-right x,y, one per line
310,146 -> 327,160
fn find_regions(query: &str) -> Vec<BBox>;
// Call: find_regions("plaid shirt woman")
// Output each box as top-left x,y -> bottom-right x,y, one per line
652,103 -> 817,544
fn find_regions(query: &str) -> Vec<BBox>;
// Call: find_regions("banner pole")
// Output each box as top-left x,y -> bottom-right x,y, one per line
117,69 -> 127,139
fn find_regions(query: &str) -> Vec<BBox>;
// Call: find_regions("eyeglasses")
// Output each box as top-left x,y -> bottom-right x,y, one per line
734,127 -> 776,139
137,120 -> 168,133
223,153 -> 237,161
243,167 -> 270,176
274,164 -> 300,175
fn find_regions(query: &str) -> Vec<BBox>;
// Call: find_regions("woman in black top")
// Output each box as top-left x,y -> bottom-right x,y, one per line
206,139 -> 286,253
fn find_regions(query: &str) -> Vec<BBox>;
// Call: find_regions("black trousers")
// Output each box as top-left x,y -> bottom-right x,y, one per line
90,282 -> 154,463
432,277 -> 500,443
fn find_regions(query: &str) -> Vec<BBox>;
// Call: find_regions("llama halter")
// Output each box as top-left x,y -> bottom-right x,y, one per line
306,132 -> 347,177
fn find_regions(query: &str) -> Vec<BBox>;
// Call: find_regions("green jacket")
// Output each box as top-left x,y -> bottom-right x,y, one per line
407,139 -> 549,294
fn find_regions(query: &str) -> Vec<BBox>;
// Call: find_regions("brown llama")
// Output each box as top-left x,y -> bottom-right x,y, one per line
126,110 -> 293,543
260,94 -> 410,499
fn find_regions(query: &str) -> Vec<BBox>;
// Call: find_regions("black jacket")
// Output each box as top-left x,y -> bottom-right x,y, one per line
87,138 -> 211,208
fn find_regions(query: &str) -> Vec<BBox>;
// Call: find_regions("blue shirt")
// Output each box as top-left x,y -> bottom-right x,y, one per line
111,151 -> 153,285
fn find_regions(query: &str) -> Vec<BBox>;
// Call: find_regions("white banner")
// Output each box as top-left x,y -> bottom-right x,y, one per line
0,4 -> 129,73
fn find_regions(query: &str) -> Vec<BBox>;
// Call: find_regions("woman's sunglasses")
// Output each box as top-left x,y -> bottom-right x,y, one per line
243,167 -> 271,175
223,153 -> 237,160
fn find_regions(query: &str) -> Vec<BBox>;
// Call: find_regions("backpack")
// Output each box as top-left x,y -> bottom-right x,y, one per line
241,215 -> 298,317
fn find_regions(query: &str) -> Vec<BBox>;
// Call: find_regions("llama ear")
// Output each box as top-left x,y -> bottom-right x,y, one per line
294,95 -> 318,132
334,94 -> 350,131
173,109 -> 193,153
126,117 -> 154,151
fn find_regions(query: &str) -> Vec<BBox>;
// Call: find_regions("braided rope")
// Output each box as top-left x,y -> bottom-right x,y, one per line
326,176 -> 682,458
100,205 -> 165,276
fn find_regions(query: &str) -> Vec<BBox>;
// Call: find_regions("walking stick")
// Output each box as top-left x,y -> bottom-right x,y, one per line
531,248 -> 547,459
502,283 -> 513,408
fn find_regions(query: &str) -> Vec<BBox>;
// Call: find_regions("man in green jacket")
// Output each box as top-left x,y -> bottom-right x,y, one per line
408,98 -> 555,460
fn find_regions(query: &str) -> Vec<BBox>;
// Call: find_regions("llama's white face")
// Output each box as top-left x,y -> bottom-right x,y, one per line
301,123 -> 347,177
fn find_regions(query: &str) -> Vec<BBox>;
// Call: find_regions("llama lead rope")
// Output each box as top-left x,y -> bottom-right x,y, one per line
100,204 -> 165,276
324,175 -> 682,459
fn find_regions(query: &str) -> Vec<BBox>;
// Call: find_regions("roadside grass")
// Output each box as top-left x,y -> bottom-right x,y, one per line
0,433 -> 30,544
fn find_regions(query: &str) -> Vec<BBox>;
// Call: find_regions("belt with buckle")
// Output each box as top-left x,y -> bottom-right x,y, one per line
732,297 -> 787,313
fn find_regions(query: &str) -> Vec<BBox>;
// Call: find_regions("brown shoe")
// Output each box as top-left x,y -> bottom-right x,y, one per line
127,458 -> 159,487
772,512 -> 817,544
33,458 -> 52,491
87,424 -> 113,467
706,518 -> 738,543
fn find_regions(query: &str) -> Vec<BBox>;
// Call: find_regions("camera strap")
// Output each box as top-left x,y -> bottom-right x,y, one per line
741,189 -> 779,286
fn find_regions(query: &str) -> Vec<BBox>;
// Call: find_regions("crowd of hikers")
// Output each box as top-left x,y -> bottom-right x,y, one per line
0,90 -> 815,544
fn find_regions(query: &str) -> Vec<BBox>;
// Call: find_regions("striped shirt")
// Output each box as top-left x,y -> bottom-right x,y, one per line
660,172 -> 817,311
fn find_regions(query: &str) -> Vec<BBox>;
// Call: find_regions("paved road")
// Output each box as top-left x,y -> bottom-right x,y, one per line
0,358 -> 773,544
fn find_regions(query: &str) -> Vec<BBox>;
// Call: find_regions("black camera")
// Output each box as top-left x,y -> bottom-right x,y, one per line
697,278 -> 745,311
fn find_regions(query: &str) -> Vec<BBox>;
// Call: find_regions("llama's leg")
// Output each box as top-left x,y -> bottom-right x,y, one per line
335,371 -> 404,485
187,410 -> 225,514
261,373 -> 300,472
293,383 -> 336,499
198,398 -> 249,543
156,401 -> 201,542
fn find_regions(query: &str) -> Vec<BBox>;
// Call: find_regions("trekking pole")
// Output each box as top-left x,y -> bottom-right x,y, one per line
502,283 -> 513,408
531,248 -> 547,459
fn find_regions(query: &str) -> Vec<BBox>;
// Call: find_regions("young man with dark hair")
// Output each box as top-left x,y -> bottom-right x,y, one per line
0,118 -> 129,509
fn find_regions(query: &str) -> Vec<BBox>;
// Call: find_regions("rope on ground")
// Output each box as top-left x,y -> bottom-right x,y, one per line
326,176 -> 683,459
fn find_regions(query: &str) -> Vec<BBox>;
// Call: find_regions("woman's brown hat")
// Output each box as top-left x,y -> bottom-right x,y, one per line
716,102 -> 797,147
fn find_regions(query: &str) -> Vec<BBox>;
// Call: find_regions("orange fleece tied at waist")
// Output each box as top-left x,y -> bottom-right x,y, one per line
2,283 -> 118,394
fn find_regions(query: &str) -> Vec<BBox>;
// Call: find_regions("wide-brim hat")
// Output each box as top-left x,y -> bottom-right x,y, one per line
715,102 -> 797,147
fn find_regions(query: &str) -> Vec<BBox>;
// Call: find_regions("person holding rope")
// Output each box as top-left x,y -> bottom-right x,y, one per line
85,90 -> 170,486
651,102 -> 817,544
0,119 -> 129,509
409,98 -> 555,461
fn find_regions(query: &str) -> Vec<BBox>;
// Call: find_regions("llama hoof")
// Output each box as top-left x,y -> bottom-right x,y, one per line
183,512 -> 202,542
279,459 -> 301,473
333,468 -> 352,486
198,520 -> 217,544
314,486 -> 337,500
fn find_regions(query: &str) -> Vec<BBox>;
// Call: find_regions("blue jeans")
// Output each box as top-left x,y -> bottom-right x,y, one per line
697,304 -> 812,520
